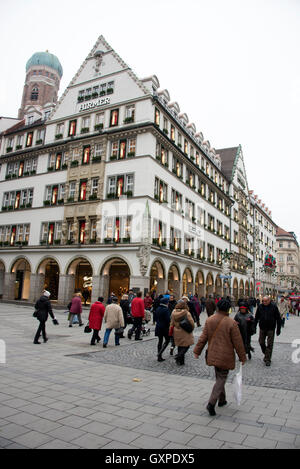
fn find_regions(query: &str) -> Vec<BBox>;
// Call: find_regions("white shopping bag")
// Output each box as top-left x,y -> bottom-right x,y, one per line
233,363 -> 243,406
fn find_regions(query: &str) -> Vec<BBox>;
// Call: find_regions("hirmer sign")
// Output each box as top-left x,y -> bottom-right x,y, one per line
79,97 -> 110,111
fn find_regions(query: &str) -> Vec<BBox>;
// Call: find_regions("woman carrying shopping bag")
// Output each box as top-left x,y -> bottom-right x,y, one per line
193,299 -> 246,416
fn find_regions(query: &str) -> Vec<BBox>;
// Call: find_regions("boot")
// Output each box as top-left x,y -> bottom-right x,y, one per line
170,347 -> 174,356
157,355 -> 165,362
206,403 -> 216,416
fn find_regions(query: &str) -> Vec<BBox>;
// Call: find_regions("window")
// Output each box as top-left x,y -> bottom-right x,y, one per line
107,174 -> 134,197
82,116 -> 90,130
128,138 -> 136,156
170,227 -> 181,251
170,125 -> 175,141
184,139 -> 188,154
56,123 -> 64,136
110,109 -> 119,127
125,105 -> 135,123
95,112 -> 104,128
31,87 -> 38,100
79,220 -> 86,244
79,181 -> 87,201
68,120 -> 77,136
94,143 -> 104,158
155,108 -> 160,126
26,132 -> 33,147
155,178 -> 168,203
119,140 -> 127,159
171,189 -> 182,211
55,153 -> 62,170
91,178 -> 98,195
82,146 -> 90,164
44,110 -> 51,120
153,219 -> 166,246
107,81 -> 114,94
104,216 -> 132,242
90,219 -> 97,241
172,158 -> 183,178
184,236 -> 194,256
68,181 -> 76,200
41,222 -> 61,245
185,199 -> 195,219
16,135 -> 23,148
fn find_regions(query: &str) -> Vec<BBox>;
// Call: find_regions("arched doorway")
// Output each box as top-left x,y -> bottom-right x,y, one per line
101,258 -> 131,302
239,279 -> 244,299
182,268 -> 193,296
0,261 -> 4,299
67,257 -> 93,303
250,281 -> 254,297
233,278 -> 238,302
11,258 -> 31,300
37,258 -> 60,300
195,271 -> 205,297
150,260 -> 166,295
245,280 -> 250,298
168,264 -> 180,299
215,275 -> 222,296
206,272 -> 214,297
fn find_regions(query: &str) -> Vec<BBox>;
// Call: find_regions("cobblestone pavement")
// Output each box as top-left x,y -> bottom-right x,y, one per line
0,303 -> 299,450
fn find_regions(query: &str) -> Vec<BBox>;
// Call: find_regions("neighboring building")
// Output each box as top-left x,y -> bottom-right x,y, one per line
0,36 -> 285,304
276,227 -> 300,295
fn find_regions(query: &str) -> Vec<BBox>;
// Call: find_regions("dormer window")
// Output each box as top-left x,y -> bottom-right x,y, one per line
31,87 -> 38,101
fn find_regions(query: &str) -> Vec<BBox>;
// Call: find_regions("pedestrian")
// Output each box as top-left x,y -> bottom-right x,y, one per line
200,296 -> 206,313
69,290 -> 83,327
88,297 -> 105,345
33,290 -> 59,344
168,295 -> 177,356
120,294 -> 131,331
193,298 -> 246,416
107,292 -> 116,305
278,296 -> 289,328
191,294 -> 201,327
155,297 -> 171,362
128,291 -> 145,340
144,292 -> 153,311
234,302 -> 255,359
255,296 -> 281,366
128,289 -> 136,305
103,297 -> 124,348
152,294 -> 163,324
206,295 -> 216,317
182,296 -> 197,324
170,300 -> 194,366
82,288 -> 90,306
297,301 -> 300,317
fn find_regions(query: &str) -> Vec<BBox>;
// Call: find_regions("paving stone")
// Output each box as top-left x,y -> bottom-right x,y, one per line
159,429 -> 194,445
160,418 -> 193,432
131,435 -> 168,449
38,439 -> 81,449
185,423 -> 218,438
72,433 -> 110,449
188,435 -> 223,449
133,423 -> 166,437
12,430 -> 54,449
46,425 -> 85,443
236,424 -> 266,437
214,429 -> 246,445
0,422 -> 32,439
243,435 -> 278,449
264,429 -> 296,444
6,412 -> 41,426
0,436 -> 13,448
104,428 -> 141,444
79,421 -> 115,436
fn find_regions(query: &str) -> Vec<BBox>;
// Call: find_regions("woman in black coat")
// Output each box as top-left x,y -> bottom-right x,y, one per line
155,298 -> 171,362
33,290 -> 58,344
120,294 -> 131,331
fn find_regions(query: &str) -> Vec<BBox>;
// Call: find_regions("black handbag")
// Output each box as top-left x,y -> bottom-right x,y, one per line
115,327 -> 124,335
179,316 -> 193,333
84,323 -> 92,333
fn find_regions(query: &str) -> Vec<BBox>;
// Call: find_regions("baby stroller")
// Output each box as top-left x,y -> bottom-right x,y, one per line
127,310 -> 151,339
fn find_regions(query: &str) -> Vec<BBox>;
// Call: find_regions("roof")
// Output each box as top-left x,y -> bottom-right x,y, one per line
216,147 -> 239,181
277,227 -> 297,239
26,51 -> 63,77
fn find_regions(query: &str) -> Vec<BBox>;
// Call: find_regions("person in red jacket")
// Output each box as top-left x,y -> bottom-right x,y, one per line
88,297 -> 105,345
144,292 -> 153,311
69,290 -> 83,327
129,291 -> 145,340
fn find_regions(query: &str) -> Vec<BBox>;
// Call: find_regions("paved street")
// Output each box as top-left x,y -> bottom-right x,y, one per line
0,302 -> 299,449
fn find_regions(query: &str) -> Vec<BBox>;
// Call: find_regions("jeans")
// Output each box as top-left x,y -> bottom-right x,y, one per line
103,328 -> 120,346
69,313 -> 83,326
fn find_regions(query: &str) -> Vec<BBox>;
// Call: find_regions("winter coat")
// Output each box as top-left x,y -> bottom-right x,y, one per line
194,312 -> 246,370
234,311 -> 255,352
170,308 -> 195,347
70,295 -> 82,315
278,300 -> 289,318
155,304 -> 171,336
255,302 -> 281,332
144,296 -> 153,310
192,298 -> 201,317
120,299 -> 130,318
88,301 -> 105,330
206,298 -> 216,316
131,297 -> 145,318
34,295 -> 54,322
104,304 -> 125,329
168,300 -> 177,313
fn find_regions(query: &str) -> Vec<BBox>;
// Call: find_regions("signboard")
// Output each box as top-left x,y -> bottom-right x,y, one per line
220,275 -> 232,279
79,97 -> 110,112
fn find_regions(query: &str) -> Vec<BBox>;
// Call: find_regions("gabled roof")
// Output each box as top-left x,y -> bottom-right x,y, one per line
216,146 -> 239,181
277,227 -> 296,239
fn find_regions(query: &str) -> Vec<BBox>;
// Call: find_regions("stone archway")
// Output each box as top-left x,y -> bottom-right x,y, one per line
182,268 -> 193,296
233,278 -> 238,302
37,258 -> 60,300
168,264 -> 181,300
101,257 -> 131,302
239,279 -> 245,299
66,257 -> 93,304
206,272 -> 214,297
195,271 -> 205,297
215,274 -> 222,296
11,258 -> 31,300
150,260 -> 166,295
0,261 -> 4,299
250,281 -> 254,297
245,280 -> 250,297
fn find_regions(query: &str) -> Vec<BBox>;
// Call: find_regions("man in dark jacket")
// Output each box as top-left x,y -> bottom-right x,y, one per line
255,296 -> 281,366
33,290 -> 58,344
206,295 -> 216,317
155,297 -> 171,362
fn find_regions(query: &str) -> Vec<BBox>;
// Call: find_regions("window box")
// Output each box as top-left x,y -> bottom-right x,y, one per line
163,129 -> 169,135
152,238 -> 158,245
92,93 -> 99,99
15,241 -> 22,246
40,240 -> 46,245
55,134 -> 63,140
54,239 -> 61,245
70,160 -> 79,167
107,193 -> 118,199
20,204 -> 26,209
156,156 -> 161,161
31,170 -> 36,175
191,156 -> 195,161
43,200 -> 51,206
78,97 -> 84,103
164,162 -> 168,167
16,145 -> 22,150
122,237 -> 130,243
154,194 -> 159,200
162,241 -> 167,247
3,241 -> 9,246
92,157 -> 101,163
23,172 -> 29,176
85,95 -> 91,101
6,147 -> 13,153
177,143 -> 182,148
81,127 -> 89,134
94,123 -> 103,131
47,166 -> 54,172
26,203 -> 32,208
104,238 -> 112,244
107,88 -> 114,94
5,175 -> 12,180
124,117 -> 134,124
192,217 -> 196,223
22,241 -> 28,246
62,163 -> 68,170
89,194 -> 98,200
110,155 -> 117,161
12,174 -> 17,179
89,238 -> 97,244
125,190 -> 133,197
100,91 -> 106,96
67,239 -> 74,245
2,206 -> 7,211
67,197 -> 74,203
7,206 -> 13,211
57,199 -> 64,205
127,152 -> 135,158
36,139 -> 43,145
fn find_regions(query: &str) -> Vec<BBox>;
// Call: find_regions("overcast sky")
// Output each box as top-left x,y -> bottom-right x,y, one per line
1,0 -> 299,241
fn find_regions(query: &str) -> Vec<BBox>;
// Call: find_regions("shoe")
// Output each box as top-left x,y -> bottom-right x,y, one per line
116,343 -> 120,346
33,341 -> 41,344
69,325 -> 73,327
170,348 -> 174,356
248,351 -> 252,360
218,400 -> 227,407
128,332 -> 133,340
79,324 -> 84,327
97,338 -> 101,343
43,338 -> 48,343
250,346 -> 254,352
157,356 -> 165,362
206,403 -> 216,416
135,338 -> 143,341
90,343 -> 96,346
265,361 -> 271,366
103,344 -> 107,348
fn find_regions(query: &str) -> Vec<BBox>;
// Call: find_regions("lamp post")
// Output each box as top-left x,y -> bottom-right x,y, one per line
221,249 -> 233,298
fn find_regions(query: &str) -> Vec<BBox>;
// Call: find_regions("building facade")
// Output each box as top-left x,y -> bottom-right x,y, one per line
0,36 -> 280,304
276,228 -> 300,295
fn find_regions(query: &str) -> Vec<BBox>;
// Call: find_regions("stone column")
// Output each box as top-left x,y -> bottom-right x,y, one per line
57,274 -> 75,305
3,273 -> 15,300
90,275 -> 101,303
29,273 -> 45,303
187,282 -> 194,296
99,275 -> 110,302
130,276 -> 151,296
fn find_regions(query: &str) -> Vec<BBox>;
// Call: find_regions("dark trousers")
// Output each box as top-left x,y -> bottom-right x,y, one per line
259,329 -> 275,362
34,320 -> 47,342
91,329 -> 100,344
130,317 -> 143,339
209,367 -> 229,406
157,332 -> 170,356
176,346 -> 189,364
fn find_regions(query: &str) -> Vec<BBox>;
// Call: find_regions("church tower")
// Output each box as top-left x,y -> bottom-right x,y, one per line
18,51 -> 63,120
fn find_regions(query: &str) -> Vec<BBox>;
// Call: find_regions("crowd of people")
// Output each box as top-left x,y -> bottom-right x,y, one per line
32,288 -> 296,417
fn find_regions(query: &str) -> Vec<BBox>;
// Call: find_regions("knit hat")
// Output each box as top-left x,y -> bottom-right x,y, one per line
43,290 -> 50,297
160,297 -> 169,305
